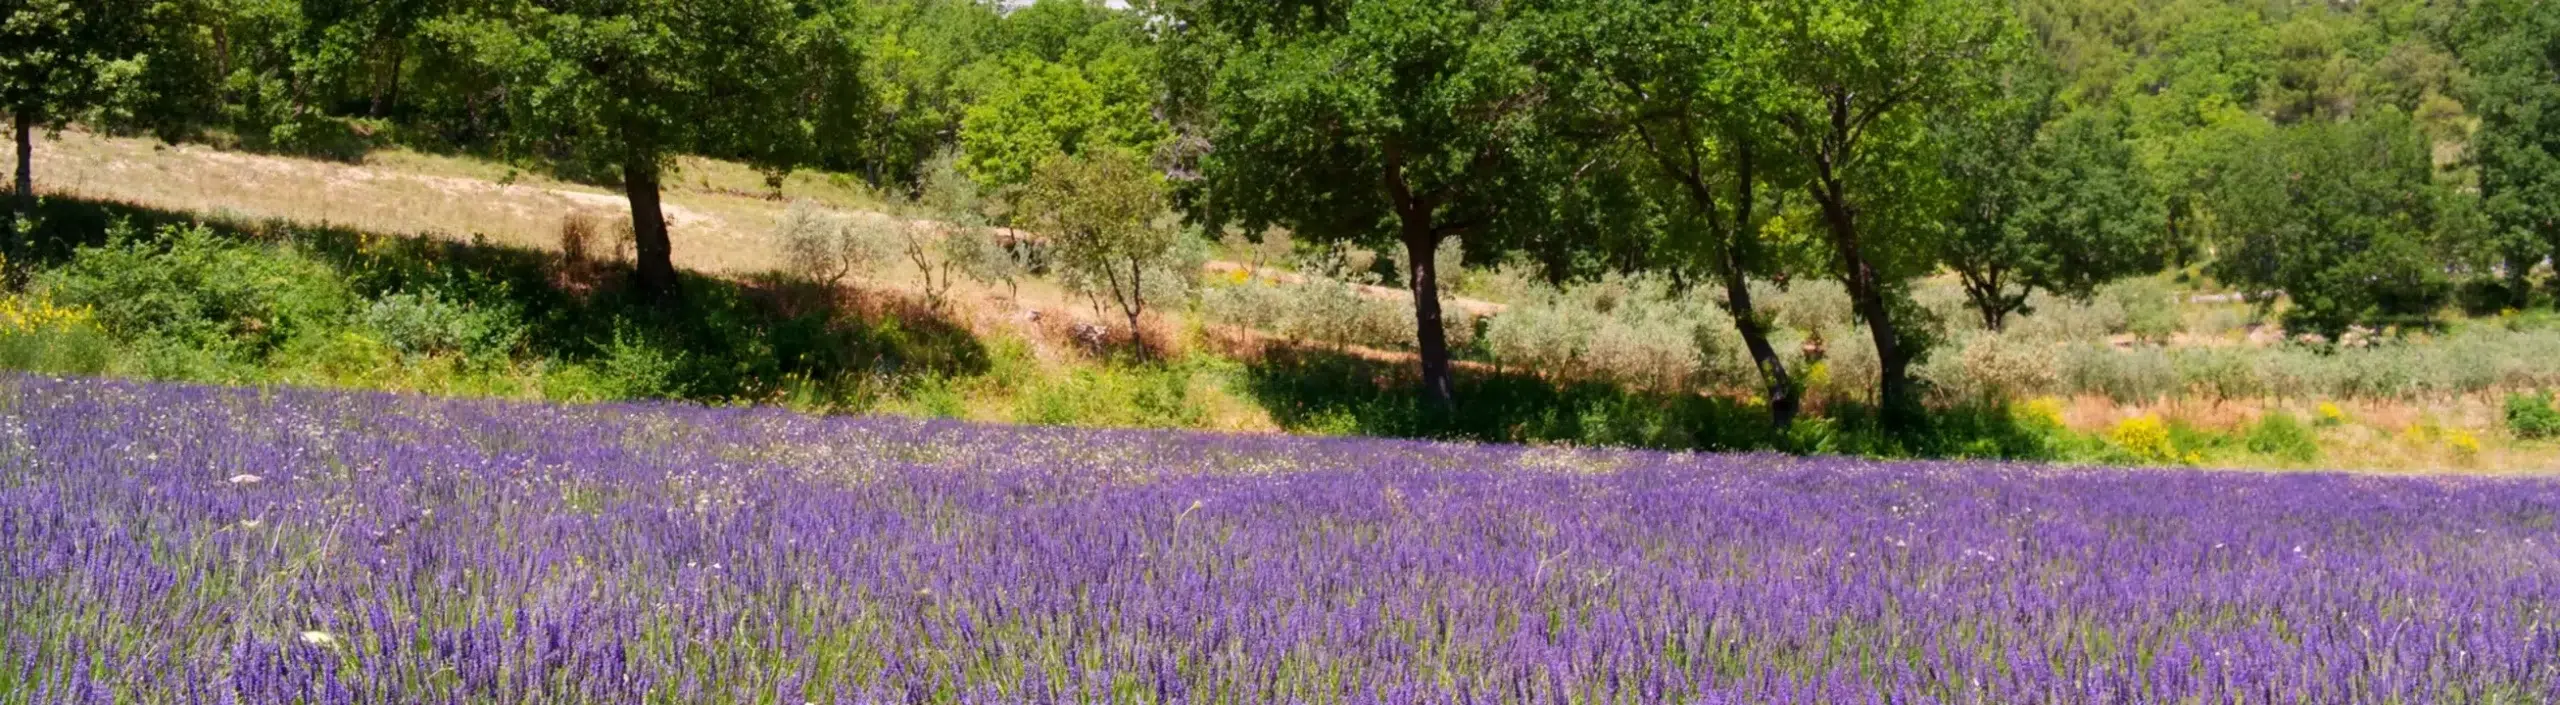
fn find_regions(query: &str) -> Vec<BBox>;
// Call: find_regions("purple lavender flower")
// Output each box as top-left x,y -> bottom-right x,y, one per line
0,375 -> 2554,702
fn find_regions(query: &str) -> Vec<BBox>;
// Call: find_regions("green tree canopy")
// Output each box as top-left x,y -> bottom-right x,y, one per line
1759,0 -> 2023,426
1181,0 -> 1553,410
2209,109 -> 2453,338
434,0 -> 861,296
2458,0 -> 2560,304
1535,0 -> 1810,425
0,0 -> 162,277
1938,86 -> 2167,332
957,1 -> 1162,189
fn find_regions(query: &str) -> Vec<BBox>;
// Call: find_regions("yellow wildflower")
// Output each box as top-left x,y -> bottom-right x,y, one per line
0,295 -> 95,335
2110,414 -> 2181,465
2447,429 -> 2482,461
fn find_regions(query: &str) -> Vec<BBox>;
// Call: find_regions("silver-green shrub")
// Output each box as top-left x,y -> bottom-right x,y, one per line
775,200 -> 898,287
1761,280 -> 1854,334
2103,278 -> 2183,343
1481,273 -> 1747,391
1919,330 -> 2059,403
2056,342 -> 2178,403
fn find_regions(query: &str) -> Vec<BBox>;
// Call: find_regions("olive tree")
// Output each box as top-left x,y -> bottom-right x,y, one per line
1937,88 -> 2167,333
1019,149 -> 1186,351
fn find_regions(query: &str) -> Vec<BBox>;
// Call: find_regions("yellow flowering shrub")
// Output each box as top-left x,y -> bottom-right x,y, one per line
2013,397 -> 2068,433
2109,414 -> 2182,465
2447,429 -> 2482,462
0,295 -> 95,335
2314,401 -> 2347,427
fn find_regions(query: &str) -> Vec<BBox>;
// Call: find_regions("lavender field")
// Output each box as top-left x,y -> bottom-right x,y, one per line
2,375 -> 2556,703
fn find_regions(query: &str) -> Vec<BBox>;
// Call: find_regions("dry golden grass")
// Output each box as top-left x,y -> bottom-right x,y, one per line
33,130 -> 903,275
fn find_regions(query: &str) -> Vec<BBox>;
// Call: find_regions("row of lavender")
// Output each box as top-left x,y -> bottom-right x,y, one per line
1,374 -> 2555,703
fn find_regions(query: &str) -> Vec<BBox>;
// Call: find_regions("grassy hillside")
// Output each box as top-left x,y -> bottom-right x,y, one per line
9,130 -> 2560,473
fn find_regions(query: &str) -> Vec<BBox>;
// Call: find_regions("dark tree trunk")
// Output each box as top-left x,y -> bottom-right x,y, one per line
373,43 -> 407,118
624,158 -> 679,298
1125,256 -> 1146,356
1719,146 -> 1795,429
14,108 -> 30,209
1813,183 -> 1917,429
4,108 -> 26,287
1959,272 -> 2012,333
1719,251 -> 1796,427
1402,223 -> 1456,414
1383,145 -> 1456,415
1649,132 -> 1798,430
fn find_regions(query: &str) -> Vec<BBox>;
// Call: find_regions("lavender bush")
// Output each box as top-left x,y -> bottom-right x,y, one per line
2,374 -> 2556,703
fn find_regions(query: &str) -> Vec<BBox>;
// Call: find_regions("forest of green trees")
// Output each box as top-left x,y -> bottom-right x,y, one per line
8,0 -> 2559,431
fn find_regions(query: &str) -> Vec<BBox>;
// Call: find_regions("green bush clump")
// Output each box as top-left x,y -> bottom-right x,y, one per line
2504,392 -> 2560,440
41,222 -> 355,359
2058,343 -> 2178,403
1919,332 -> 2057,404
359,289 -> 526,360
2244,411 -> 2321,463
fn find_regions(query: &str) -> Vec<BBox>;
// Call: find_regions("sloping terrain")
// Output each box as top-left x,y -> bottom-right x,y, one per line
37,130 -> 1508,318
40,131 -> 798,274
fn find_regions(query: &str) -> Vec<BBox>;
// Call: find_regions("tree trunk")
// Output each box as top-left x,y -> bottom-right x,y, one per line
373,42 -> 407,118
624,158 -> 679,297
1402,222 -> 1456,415
1963,280 -> 2011,333
1956,270 -> 1994,333
1125,256 -> 1146,356
1384,145 -> 1456,414
14,108 -> 31,210
3,108 -> 25,287
1714,144 -> 1796,428
1719,250 -> 1796,428
1813,186 -> 1917,429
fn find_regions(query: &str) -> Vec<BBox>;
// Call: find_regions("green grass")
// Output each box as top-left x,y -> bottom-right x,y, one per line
0,325 -> 112,376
